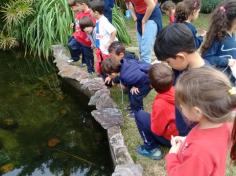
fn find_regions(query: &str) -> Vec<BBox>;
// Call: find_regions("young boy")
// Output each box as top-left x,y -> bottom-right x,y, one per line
86,0 -> 117,75
154,23 -> 207,136
135,63 -> 178,160
101,50 -> 151,116
67,0 -> 95,74
161,0 -> 176,24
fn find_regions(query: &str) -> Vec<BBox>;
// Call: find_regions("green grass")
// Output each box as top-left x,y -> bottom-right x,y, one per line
111,13 -> 236,176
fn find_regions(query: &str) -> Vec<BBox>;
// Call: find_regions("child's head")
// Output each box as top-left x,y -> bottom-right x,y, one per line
75,0 -> 90,12
161,1 -> 176,16
68,0 -> 80,12
108,41 -> 126,62
89,0 -> 104,19
101,58 -> 121,76
154,23 -> 196,71
79,16 -> 95,34
201,0 -> 236,55
149,63 -> 174,93
175,0 -> 201,23
175,67 -> 236,164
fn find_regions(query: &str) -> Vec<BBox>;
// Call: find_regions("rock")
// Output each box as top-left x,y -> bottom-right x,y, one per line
112,164 -> 143,176
80,78 -> 106,96
91,108 -> 123,129
96,93 -> 117,109
58,65 -> 79,78
89,88 -> 110,106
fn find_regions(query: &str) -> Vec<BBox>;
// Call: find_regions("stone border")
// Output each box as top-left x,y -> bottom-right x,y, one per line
52,45 -> 143,176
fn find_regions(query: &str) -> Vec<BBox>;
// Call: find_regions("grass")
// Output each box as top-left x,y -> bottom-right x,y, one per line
110,13 -> 236,176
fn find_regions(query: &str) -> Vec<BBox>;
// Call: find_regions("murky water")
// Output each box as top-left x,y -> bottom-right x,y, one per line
0,51 -> 112,176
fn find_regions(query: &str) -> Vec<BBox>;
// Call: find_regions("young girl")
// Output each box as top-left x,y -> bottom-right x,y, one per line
175,0 -> 206,48
201,0 -> 236,83
161,0 -> 176,24
166,67 -> 236,175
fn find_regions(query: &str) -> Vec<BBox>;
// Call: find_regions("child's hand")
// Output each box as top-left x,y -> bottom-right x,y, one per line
169,136 -> 185,154
228,59 -> 236,67
70,23 -> 74,29
104,76 -> 112,84
91,44 -> 95,49
198,29 -> 207,37
130,86 -> 140,95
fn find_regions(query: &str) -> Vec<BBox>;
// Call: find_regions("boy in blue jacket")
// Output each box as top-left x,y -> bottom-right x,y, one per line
102,42 -> 152,115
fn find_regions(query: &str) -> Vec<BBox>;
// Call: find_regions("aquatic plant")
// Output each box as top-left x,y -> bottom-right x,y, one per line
0,33 -> 19,50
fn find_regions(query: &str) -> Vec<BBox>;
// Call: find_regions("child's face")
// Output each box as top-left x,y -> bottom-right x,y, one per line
166,56 -> 188,71
192,9 -> 200,21
77,3 -> 86,12
84,27 -> 93,34
70,4 -> 81,12
92,10 -> 100,19
110,51 -> 124,62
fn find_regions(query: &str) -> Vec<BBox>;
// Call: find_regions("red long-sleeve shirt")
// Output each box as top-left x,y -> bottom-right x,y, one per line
151,86 -> 178,140
166,123 -> 232,176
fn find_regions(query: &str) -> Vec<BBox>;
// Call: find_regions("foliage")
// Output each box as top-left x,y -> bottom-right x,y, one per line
0,0 -> 73,58
0,33 -> 18,50
201,0 -> 221,14
112,5 -> 131,45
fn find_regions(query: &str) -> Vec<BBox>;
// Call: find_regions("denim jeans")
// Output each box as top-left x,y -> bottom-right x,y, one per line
68,36 -> 86,64
135,110 -> 171,150
137,20 -> 158,64
81,45 -> 95,73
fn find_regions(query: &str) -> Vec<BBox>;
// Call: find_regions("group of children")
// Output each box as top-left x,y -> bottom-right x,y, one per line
67,0 -> 236,175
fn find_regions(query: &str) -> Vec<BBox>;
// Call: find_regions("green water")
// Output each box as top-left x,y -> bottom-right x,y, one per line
0,51 -> 112,176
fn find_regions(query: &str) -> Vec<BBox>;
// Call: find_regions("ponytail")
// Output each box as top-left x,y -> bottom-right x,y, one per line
231,118 -> 236,165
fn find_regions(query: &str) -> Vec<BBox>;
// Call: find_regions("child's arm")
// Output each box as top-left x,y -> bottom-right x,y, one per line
128,2 -> 137,22
107,30 -> 117,48
142,0 -> 156,33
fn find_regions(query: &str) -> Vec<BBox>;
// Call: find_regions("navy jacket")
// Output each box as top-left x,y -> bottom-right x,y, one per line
119,55 -> 151,89
184,22 -> 203,49
202,33 -> 236,82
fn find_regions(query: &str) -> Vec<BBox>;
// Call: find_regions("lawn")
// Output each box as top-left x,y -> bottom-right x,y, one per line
110,13 -> 236,176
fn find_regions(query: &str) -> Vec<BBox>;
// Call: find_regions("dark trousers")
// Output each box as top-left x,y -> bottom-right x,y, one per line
68,36 -> 94,73
68,36 -> 85,64
135,110 -> 171,150
128,84 -> 151,112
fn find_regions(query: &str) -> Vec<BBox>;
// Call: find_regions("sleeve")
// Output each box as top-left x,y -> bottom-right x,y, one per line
151,99 -> 167,136
166,153 -> 213,176
203,43 -> 229,67
195,36 -> 203,49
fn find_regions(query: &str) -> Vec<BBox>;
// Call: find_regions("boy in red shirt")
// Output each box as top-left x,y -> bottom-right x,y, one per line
135,63 -> 178,160
68,0 -> 95,74
161,1 -> 176,24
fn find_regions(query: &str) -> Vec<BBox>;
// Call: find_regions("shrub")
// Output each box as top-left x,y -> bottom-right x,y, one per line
201,0 -> 221,13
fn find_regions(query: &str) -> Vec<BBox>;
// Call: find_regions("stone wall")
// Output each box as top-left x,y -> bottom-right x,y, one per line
52,45 -> 143,176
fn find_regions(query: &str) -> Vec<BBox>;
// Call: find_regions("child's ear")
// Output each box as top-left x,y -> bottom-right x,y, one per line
193,106 -> 203,120
119,52 -> 125,58
175,52 -> 186,62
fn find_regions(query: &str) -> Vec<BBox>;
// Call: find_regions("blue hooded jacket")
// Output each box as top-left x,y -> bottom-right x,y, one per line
202,33 -> 236,82
119,54 -> 151,89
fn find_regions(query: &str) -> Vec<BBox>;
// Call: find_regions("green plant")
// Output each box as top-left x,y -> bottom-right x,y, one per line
0,33 -> 19,50
201,0 -> 221,14
112,5 -> 131,44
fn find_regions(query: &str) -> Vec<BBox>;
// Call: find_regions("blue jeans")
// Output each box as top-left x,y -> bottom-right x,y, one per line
128,84 -> 151,113
68,36 -> 86,64
135,110 -> 171,150
82,45 -> 95,73
137,20 -> 158,64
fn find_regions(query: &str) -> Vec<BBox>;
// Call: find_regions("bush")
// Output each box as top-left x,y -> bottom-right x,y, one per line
201,0 -> 221,13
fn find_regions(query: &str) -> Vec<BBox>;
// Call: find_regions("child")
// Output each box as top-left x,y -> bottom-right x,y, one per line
67,0 -> 86,66
67,0 -> 95,74
101,56 -> 151,116
161,0 -> 176,24
126,0 -> 162,64
104,0 -> 115,23
175,0 -> 206,48
135,63 -> 178,160
154,23 -> 207,136
201,0 -> 236,83
166,67 -> 236,175
88,0 -> 117,75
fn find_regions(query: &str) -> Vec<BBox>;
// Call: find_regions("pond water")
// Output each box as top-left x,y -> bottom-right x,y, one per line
0,51 -> 113,176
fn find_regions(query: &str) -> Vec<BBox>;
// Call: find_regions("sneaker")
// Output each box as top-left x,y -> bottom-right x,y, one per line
80,63 -> 87,67
67,59 -> 74,63
136,145 -> 163,160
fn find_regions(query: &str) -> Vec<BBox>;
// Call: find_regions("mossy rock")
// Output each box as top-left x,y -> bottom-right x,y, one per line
0,118 -> 18,130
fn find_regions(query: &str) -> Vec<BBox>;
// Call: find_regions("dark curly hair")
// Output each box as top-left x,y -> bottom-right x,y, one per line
201,0 -> 236,55
175,0 -> 201,23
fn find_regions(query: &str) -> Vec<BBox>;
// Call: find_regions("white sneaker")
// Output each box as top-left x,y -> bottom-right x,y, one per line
67,59 -> 74,63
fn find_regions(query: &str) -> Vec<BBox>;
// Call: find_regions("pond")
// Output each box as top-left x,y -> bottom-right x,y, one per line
0,51 -> 113,176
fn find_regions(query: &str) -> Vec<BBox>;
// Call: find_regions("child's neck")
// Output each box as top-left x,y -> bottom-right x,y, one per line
198,117 -> 223,129
187,52 -> 205,69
